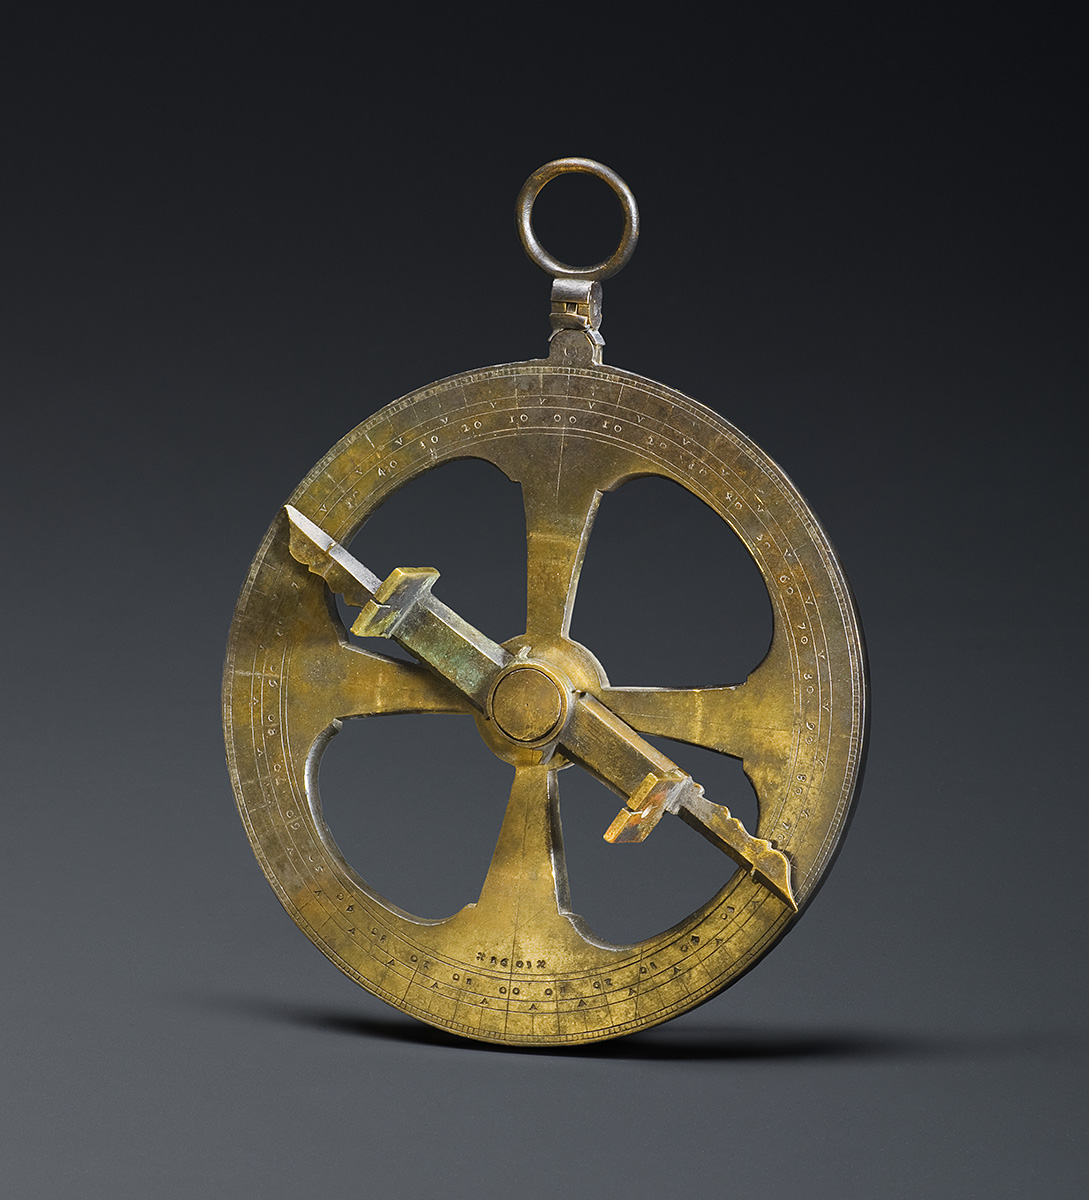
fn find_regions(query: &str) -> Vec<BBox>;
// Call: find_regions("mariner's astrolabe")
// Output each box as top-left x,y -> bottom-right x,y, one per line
223,158 -> 868,1046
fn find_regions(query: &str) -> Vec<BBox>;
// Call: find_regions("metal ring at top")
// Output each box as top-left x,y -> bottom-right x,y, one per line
516,158 -> 639,281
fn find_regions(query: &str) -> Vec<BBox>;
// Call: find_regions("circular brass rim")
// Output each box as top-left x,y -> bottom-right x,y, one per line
223,360 -> 867,1045
516,157 -> 639,281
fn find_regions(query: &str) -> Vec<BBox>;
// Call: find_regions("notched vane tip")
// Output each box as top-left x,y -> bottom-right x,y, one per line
283,504 -> 333,566
279,505 -> 383,607
750,844 -> 798,912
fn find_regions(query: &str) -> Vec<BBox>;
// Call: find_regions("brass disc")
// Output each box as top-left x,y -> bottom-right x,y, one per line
490,667 -> 567,744
223,359 -> 867,1046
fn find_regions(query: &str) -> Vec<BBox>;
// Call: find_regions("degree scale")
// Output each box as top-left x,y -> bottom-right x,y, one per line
223,159 -> 868,1046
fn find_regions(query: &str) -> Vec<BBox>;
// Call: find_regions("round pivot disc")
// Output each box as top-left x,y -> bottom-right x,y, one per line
490,667 -> 567,744
223,356 -> 867,1046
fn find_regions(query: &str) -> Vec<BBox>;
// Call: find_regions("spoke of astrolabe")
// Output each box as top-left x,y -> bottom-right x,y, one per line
598,626 -> 796,797
282,631 -> 470,769
515,444 -> 605,642
471,764 -> 573,931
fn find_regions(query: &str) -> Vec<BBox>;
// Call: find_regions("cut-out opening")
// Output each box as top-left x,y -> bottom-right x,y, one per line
558,736 -> 759,946
569,475 -> 773,688
336,456 -> 527,659
315,713 -> 514,920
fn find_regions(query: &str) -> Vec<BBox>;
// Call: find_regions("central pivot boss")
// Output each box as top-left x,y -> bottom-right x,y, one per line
488,662 -> 572,746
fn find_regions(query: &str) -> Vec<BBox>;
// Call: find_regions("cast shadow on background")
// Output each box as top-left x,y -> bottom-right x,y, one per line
190,994 -> 1054,1063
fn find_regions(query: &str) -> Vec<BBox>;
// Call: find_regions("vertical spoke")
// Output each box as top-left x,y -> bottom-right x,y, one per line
520,451 -> 603,642
473,764 -> 571,926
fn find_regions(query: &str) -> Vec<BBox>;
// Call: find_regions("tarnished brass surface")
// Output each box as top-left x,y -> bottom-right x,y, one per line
223,160 -> 867,1045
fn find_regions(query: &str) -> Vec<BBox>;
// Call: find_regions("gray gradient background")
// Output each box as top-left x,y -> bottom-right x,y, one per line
3,8 -> 1085,1198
